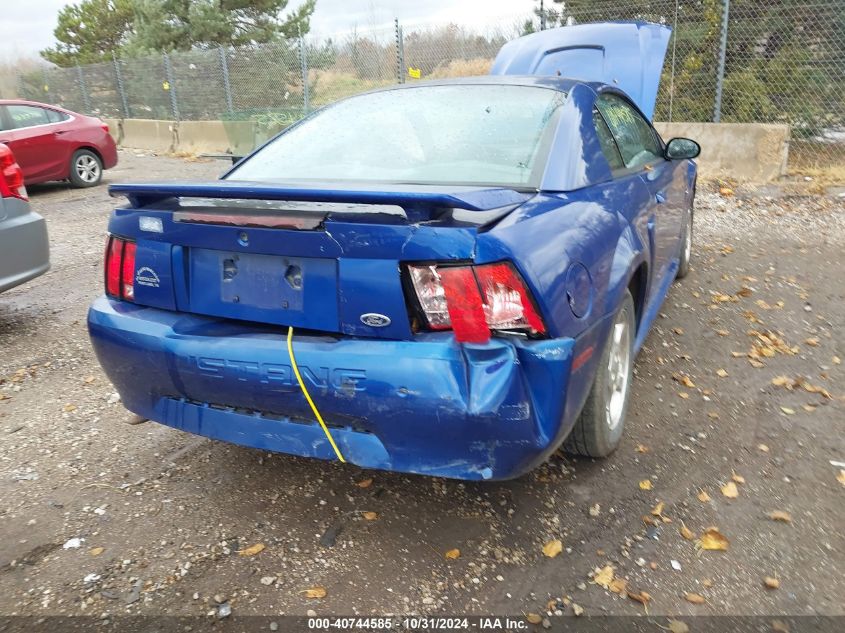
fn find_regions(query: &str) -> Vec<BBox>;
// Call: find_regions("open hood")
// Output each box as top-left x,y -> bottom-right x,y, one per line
490,21 -> 671,120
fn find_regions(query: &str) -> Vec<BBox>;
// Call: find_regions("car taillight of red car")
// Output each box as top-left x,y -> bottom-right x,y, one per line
104,236 -> 136,300
0,144 -> 28,201
407,262 -> 546,343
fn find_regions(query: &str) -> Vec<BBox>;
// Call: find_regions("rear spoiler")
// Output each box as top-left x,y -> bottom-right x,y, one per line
109,181 -> 531,213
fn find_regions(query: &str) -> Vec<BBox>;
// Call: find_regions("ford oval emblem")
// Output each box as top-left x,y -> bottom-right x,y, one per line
360,313 -> 391,328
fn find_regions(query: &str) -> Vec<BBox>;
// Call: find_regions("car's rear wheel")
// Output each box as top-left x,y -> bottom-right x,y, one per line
564,290 -> 635,458
69,149 -> 103,187
676,194 -> 694,279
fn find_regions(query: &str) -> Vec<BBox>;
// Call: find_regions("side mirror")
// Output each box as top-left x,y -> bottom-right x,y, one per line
665,137 -> 701,160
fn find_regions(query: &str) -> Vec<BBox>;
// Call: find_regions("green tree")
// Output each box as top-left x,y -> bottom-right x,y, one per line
126,0 -> 316,53
42,0 -> 317,66
41,0 -> 134,67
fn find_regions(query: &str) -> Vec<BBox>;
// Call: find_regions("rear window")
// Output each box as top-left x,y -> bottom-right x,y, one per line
229,84 -> 566,189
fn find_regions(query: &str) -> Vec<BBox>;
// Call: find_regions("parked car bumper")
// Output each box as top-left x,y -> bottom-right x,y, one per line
0,201 -> 49,294
100,133 -> 119,170
88,296 -> 582,480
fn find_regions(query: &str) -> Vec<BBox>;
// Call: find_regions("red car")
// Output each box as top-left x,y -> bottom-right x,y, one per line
0,100 -> 118,188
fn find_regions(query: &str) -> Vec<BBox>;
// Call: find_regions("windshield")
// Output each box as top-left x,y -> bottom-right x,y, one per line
228,84 -> 566,188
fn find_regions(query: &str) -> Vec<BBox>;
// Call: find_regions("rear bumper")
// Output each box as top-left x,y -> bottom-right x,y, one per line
88,297 -> 579,480
100,133 -> 119,170
0,205 -> 50,294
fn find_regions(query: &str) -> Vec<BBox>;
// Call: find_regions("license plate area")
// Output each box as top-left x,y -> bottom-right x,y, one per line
188,249 -> 339,330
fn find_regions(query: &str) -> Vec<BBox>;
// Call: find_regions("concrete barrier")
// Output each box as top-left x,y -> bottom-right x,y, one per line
106,118 -> 790,182
655,122 -> 789,181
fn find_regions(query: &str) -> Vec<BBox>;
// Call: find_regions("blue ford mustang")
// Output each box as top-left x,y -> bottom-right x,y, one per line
88,22 -> 699,480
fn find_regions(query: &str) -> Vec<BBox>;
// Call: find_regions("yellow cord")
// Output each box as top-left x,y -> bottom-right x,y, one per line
286,326 -> 346,463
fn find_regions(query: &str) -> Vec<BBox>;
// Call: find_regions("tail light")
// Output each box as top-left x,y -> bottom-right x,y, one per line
407,262 -> 546,343
0,144 -> 28,201
104,236 -> 136,301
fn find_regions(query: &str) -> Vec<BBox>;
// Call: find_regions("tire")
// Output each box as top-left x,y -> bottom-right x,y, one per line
564,290 -> 635,458
69,149 -> 103,187
676,193 -> 694,279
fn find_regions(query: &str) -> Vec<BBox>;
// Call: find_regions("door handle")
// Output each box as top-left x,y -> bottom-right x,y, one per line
655,191 -> 667,204
55,130 -> 69,135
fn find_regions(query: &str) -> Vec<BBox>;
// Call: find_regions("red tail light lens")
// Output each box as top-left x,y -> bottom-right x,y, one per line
475,263 -> 546,334
105,236 -> 135,301
0,144 -> 28,201
439,267 -> 489,344
407,262 -> 546,343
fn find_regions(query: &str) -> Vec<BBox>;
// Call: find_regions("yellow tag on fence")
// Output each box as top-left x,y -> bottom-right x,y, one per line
162,81 -> 170,91
408,67 -> 421,79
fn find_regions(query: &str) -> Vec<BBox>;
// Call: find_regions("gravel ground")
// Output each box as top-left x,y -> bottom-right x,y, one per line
0,151 -> 843,622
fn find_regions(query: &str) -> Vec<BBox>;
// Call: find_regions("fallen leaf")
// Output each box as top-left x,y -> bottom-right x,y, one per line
362,511 -> 378,521
716,368 -> 729,377
626,589 -> 651,606
525,613 -> 542,624
697,489 -> 711,503
639,479 -> 653,491
707,411 -> 720,419
667,620 -> 690,633
302,586 -> 327,599
764,577 -> 780,589
771,620 -> 789,633
833,355 -> 842,365
651,501 -> 665,517
837,470 -> 845,487
609,578 -> 628,594
772,376 -> 793,388
715,329 -> 730,336
63,403 -> 77,413
719,186 -> 734,197
684,592 -> 706,604
780,407 -> 795,415
673,373 -> 695,388
589,503 -> 601,517
636,444 -> 649,453
237,543 -> 265,557
804,337 -> 819,347
720,481 -> 739,499
731,472 -> 746,484
679,523 -> 695,541
802,404 -> 817,412
572,604 -> 584,617
592,565 -> 614,589
758,443 -> 770,452
89,547 -> 104,556
542,539 -> 563,558
678,392 -> 690,399
356,478 -> 373,488
444,548 -> 461,560
697,527 -> 729,551
702,578 -> 714,588
83,376 -> 96,384
768,510 -> 792,523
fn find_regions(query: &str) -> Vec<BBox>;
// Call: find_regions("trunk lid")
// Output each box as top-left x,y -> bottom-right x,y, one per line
490,21 -> 671,120
108,181 -> 530,340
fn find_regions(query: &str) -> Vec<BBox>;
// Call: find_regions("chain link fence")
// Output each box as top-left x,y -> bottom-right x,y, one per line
14,0 -> 845,172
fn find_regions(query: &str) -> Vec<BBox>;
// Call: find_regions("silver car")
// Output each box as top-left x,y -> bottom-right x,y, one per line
0,144 -> 49,293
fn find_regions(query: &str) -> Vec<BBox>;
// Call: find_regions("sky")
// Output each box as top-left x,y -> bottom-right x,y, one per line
0,0 -> 537,63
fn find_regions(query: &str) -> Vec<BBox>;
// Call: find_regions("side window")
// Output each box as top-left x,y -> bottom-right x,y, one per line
596,94 -> 662,170
45,109 -> 70,123
592,108 -> 624,171
6,105 -> 50,129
